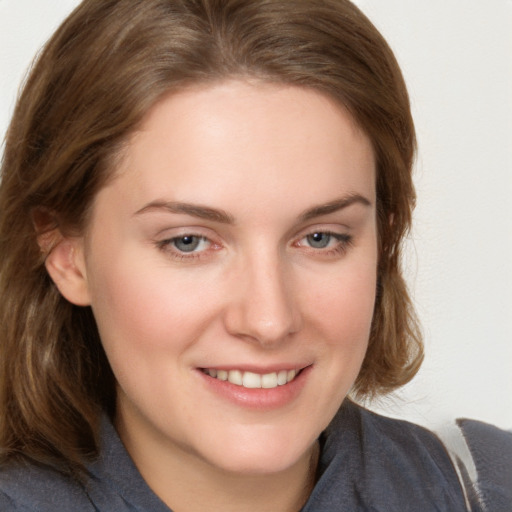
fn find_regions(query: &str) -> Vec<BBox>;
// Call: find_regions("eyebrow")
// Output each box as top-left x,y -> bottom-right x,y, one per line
134,193 -> 371,224
135,201 -> 235,224
299,194 -> 372,221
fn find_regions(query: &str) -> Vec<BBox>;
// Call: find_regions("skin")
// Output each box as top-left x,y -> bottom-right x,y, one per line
48,80 -> 378,511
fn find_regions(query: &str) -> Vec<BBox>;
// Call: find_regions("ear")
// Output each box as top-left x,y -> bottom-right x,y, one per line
43,231 -> 91,306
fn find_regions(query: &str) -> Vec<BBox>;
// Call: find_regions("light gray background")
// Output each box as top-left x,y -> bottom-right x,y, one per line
1,0 -> 511,429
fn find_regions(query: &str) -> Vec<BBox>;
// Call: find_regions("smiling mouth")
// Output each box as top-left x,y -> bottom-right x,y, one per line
200,368 -> 301,389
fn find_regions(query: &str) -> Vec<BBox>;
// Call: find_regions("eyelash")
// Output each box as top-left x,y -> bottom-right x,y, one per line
294,231 -> 353,257
156,234 -> 215,261
156,230 -> 353,261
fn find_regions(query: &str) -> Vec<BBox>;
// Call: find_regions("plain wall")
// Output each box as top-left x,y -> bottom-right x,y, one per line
1,0 -> 511,430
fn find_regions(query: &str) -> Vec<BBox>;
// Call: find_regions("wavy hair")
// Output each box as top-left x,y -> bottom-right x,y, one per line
0,0 -> 422,474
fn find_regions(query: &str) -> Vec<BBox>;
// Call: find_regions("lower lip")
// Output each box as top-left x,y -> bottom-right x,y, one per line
197,366 -> 312,410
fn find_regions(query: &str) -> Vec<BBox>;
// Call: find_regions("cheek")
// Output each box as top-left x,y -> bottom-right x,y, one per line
305,262 -> 377,339
86,259 -> 216,404
86,251 -> 213,355
86,250 -> 241,390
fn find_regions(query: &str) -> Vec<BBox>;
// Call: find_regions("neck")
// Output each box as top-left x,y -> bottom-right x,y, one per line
117,414 -> 320,512
164,445 -> 319,512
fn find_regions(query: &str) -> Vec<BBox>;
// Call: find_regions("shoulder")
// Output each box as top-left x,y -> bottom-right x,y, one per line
457,418 -> 512,512
353,403 -> 464,486
0,458 -> 95,512
331,400 -> 461,474
0,415 -> 170,512
306,401 -> 468,511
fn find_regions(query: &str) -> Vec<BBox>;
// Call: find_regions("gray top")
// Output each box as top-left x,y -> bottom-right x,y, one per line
0,401 -> 509,511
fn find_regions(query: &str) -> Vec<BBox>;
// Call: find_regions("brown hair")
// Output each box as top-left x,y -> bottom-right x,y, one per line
0,0 -> 422,474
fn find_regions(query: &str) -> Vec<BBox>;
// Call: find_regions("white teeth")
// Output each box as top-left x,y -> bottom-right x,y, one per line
204,368 -> 299,389
277,370 -> 288,385
242,371 -> 261,389
228,370 -> 243,386
261,372 -> 278,389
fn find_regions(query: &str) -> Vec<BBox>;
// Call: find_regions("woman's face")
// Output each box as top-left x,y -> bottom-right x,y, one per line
75,81 -> 377,475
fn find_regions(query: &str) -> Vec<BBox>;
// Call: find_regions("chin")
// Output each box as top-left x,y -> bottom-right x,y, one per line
194,426 -> 317,476
208,450 -> 309,476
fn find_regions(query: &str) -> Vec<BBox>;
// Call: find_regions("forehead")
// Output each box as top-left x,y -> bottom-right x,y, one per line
94,80 -> 376,220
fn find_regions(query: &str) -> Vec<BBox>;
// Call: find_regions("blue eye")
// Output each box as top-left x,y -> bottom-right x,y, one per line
306,232 -> 333,249
156,232 -> 218,261
298,231 -> 353,256
172,235 -> 207,253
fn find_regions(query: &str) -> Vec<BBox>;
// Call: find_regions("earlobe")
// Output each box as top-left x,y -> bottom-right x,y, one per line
43,233 -> 91,307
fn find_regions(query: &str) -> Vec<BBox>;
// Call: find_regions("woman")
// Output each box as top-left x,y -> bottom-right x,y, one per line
0,1 -> 509,511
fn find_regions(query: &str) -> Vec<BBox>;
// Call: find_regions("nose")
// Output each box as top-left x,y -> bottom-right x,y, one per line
223,250 -> 301,347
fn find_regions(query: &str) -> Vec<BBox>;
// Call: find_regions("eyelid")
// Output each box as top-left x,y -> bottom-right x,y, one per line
154,227 -> 224,261
153,224 -> 217,238
292,225 -> 354,257
294,230 -> 351,247
292,222 -> 351,242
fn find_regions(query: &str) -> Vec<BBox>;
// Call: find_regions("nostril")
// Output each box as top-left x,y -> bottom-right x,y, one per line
222,260 -> 302,344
